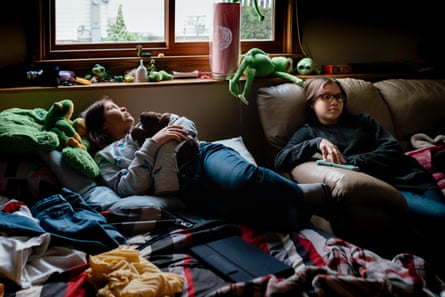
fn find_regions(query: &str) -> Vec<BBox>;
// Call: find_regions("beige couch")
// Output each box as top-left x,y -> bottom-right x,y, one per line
256,78 -> 445,254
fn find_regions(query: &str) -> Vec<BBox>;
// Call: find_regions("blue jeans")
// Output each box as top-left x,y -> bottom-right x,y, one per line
179,142 -> 311,230
400,189 -> 445,228
31,188 -> 127,255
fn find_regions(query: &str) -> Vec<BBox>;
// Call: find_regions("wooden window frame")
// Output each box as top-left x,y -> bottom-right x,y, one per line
32,0 -> 300,75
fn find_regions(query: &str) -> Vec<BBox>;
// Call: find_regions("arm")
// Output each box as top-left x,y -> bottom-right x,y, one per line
95,136 -> 160,197
274,124 -> 322,172
343,114 -> 406,178
151,115 -> 199,195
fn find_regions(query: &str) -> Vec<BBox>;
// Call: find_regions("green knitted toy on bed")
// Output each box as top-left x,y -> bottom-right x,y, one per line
0,107 -> 59,154
43,99 -> 99,178
0,99 -> 99,178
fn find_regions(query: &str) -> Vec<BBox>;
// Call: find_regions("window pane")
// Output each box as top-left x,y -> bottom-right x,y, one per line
41,0 -> 294,66
175,0 -> 274,43
55,0 -> 165,44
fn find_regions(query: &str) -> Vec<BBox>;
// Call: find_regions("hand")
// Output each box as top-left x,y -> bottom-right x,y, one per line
151,125 -> 189,145
319,138 -> 346,164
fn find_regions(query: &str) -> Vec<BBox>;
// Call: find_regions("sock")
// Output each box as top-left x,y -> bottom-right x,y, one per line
299,183 -> 333,219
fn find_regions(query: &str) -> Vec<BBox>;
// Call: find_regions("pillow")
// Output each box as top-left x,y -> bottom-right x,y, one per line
83,186 -> 186,227
37,150 -> 96,194
108,195 -> 186,215
257,83 -> 306,150
213,136 -> 257,165
87,137 -> 255,216
0,155 -> 61,203
81,185 -> 121,211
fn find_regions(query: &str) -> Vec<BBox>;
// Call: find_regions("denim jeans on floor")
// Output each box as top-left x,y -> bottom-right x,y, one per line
31,188 -> 127,255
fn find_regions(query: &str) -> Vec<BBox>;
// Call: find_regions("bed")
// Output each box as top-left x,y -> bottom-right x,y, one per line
0,133 -> 445,297
0,98 -> 442,297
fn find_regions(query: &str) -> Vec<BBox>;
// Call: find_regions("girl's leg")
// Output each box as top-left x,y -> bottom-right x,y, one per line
200,143 -> 304,200
400,189 -> 445,223
400,189 -> 445,278
189,142 -> 331,230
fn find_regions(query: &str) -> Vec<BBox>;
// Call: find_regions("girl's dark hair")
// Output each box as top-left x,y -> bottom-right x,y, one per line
80,97 -> 114,154
303,77 -> 347,123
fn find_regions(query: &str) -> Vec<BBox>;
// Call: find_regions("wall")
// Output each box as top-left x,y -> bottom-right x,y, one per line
0,1 -> 442,165
0,81 -> 240,141
0,79 -> 279,165
298,0 -> 443,67
1,1 -> 442,68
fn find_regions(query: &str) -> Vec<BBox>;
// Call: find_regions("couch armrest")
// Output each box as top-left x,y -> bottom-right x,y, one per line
290,161 -> 408,214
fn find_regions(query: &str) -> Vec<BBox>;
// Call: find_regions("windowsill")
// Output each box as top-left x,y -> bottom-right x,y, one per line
0,72 -> 442,93
0,77 -> 222,92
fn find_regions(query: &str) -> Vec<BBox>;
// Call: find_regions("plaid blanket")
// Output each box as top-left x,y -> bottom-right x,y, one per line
4,206 -> 445,297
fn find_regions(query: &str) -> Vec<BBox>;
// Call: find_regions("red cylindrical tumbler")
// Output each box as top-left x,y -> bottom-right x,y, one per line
210,1 -> 240,80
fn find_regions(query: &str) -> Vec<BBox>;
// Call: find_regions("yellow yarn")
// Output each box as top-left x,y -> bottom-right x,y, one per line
86,245 -> 184,297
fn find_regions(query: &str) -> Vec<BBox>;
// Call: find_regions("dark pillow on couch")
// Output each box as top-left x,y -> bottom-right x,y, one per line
0,155 -> 61,203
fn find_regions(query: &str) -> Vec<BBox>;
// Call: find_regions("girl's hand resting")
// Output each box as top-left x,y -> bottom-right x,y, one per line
319,138 -> 346,163
152,125 -> 189,144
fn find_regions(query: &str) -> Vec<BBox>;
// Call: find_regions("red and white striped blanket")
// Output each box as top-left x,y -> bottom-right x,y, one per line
3,205 -> 445,297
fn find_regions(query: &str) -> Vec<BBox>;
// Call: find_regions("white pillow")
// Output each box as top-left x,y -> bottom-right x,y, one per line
212,136 -> 257,165
38,137 -> 257,213
37,150 -> 96,194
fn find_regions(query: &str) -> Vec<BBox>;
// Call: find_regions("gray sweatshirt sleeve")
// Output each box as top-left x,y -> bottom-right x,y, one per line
169,114 -> 199,140
95,135 -> 161,197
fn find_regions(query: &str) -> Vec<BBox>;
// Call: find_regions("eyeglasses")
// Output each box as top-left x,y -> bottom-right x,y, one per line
317,94 -> 345,102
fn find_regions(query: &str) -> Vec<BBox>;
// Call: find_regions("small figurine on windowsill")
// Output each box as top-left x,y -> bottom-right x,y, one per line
84,64 -> 111,83
137,45 -> 152,58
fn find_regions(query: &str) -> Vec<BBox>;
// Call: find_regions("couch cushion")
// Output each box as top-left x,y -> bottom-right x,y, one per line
374,79 -> 445,151
338,78 -> 395,135
257,83 -> 306,150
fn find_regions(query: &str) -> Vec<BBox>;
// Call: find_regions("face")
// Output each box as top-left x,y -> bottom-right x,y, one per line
310,82 -> 344,125
102,100 -> 135,140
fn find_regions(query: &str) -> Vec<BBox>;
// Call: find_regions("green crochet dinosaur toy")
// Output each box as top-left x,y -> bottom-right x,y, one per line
0,100 -> 99,178
43,99 -> 86,151
43,99 -> 99,178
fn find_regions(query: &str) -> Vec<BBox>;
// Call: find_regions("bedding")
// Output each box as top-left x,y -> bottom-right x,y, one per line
0,155 -> 61,202
2,202 -> 445,297
1,136 -> 445,297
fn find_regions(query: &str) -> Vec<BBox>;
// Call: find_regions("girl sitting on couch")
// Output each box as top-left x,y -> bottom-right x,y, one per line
80,96 -> 332,231
275,77 -> 445,272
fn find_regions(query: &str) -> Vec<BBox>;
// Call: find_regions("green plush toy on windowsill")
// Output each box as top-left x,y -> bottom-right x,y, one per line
228,48 -> 304,105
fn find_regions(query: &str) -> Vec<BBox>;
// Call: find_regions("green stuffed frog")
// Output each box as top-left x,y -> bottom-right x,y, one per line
228,48 -> 304,105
